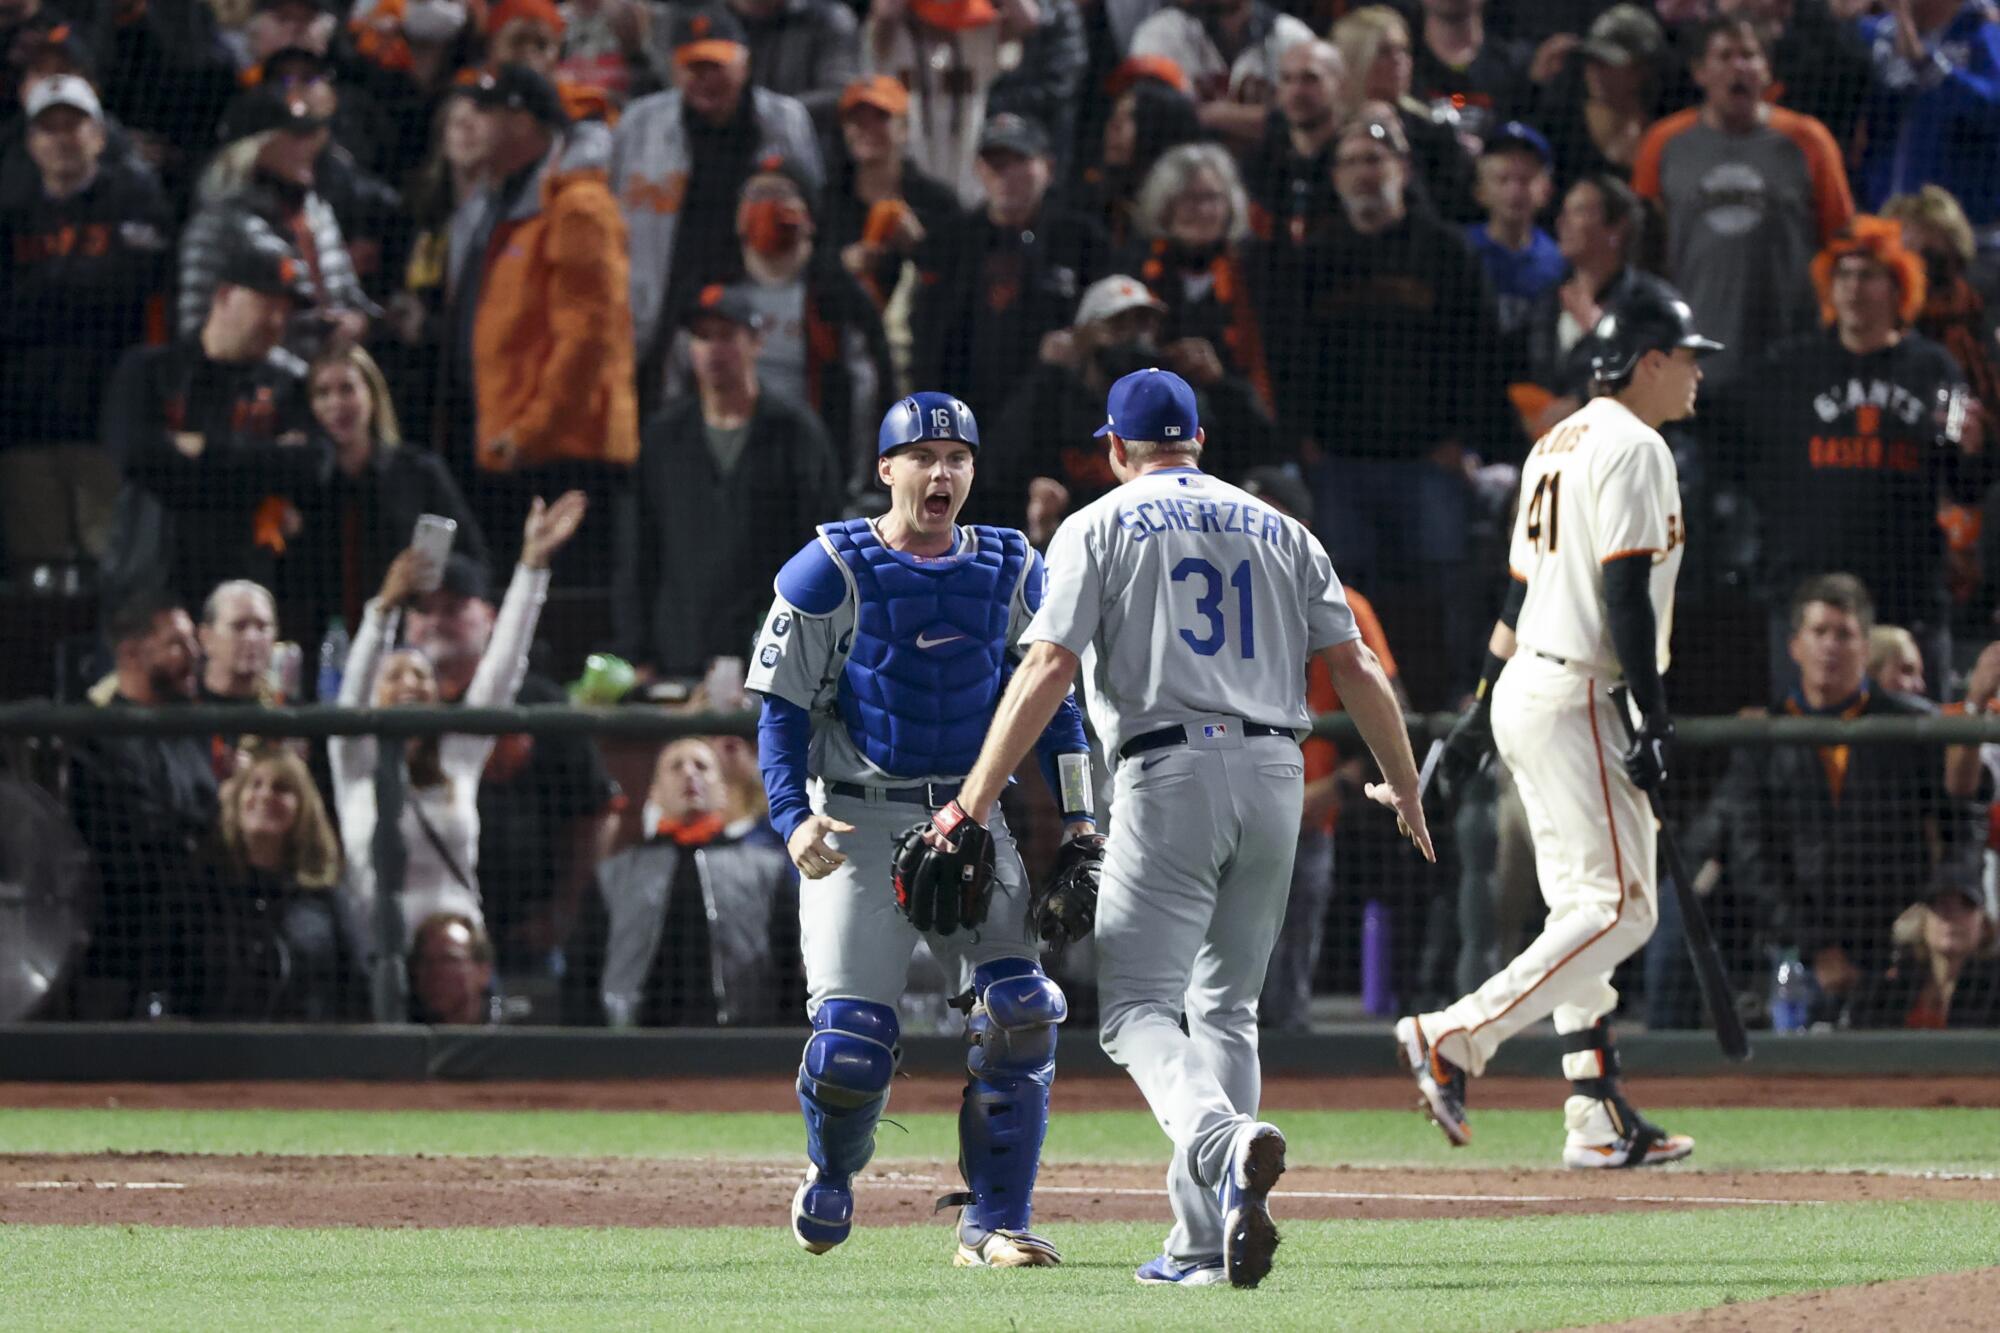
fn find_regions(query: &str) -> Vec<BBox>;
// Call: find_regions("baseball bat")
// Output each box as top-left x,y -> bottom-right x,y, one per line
1610,688 -> 1752,1062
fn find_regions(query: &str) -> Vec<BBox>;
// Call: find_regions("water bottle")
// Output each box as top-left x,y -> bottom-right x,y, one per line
1770,948 -> 1813,1033
317,616 -> 350,702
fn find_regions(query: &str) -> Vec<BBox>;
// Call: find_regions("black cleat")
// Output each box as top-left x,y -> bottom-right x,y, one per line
1395,1017 -> 1471,1146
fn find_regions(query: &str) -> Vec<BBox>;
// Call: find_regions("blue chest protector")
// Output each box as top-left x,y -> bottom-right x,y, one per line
820,518 -> 1029,780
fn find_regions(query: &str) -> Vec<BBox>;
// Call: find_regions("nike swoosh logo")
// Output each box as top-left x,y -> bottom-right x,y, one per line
1141,754 -> 1170,771
915,632 -> 966,649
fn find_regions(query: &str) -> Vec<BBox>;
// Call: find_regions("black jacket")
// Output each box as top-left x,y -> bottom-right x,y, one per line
1687,684 -> 1981,971
100,339 -> 318,608
1850,950 -> 2000,1029
612,388 -> 844,676
820,155 -> 962,310
0,161 -> 172,445
184,863 -> 368,1022
911,201 -> 1114,426
280,440 -> 488,641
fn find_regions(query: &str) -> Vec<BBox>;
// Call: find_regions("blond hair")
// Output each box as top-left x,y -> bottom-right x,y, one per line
310,343 -> 404,446
219,749 -> 343,890
1882,185 -> 1977,266
1330,7 -> 1425,118
1867,625 -> 1920,680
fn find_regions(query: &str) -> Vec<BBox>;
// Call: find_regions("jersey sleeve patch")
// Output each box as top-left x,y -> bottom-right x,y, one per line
774,535 -> 848,616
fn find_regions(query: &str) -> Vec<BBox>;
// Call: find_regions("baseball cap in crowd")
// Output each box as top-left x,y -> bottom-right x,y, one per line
910,0 -> 1000,30
1105,53 -> 1190,97
1095,367 -> 1199,443
839,75 -> 909,118
467,63 -> 570,128
1076,274 -> 1166,327
435,553 -> 493,604
256,44 -> 332,82
1580,3 -> 1665,68
978,112 -> 1052,161
216,235 -> 316,304
670,5 -> 748,66
1240,467 -> 1313,526
683,283 -> 766,334
224,89 -> 329,143
24,74 -> 101,123
1482,120 -> 1552,165
485,0 -> 566,35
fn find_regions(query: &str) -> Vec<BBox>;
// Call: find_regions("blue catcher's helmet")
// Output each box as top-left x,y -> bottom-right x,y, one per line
878,392 -> 980,456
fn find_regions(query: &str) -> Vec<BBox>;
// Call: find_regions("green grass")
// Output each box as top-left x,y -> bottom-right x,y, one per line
4,1204 -> 1996,1331
3,1106 -> 1995,1175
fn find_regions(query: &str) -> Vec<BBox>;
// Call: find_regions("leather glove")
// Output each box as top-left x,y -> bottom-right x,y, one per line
1622,712 -> 1674,791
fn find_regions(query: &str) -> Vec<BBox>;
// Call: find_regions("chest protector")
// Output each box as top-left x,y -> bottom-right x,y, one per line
821,518 -> 1029,780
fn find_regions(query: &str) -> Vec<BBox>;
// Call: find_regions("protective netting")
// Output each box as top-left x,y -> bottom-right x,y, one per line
1,0 -> 1998,1028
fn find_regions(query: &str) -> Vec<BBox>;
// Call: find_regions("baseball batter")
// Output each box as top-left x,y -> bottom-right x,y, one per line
1402,282 -> 1720,1168
748,392 -> 1097,1267
931,369 -> 1434,1289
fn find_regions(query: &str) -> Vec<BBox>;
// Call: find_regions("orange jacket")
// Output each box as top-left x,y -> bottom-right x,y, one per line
473,160 -> 638,470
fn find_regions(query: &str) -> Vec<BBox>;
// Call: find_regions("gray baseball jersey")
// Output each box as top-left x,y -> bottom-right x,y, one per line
1022,466 -> 1361,756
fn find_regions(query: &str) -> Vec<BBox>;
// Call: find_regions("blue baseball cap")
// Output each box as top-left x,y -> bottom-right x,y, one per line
1094,367 -> 1199,443
1482,120 -> 1552,165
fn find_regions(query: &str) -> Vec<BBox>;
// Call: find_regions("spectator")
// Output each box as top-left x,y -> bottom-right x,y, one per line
202,747 -> 364,1021
1884,185 -> 2000,432
343,0 -> 483,180
1709,216 -> 1976,698
610,284 -> 843,680
708,729 -> 777,844
1077,71 -> 1203,251
198,580 -> 279,706
222,39 -> 397,185
1410,0 -> 1530,146
1724,0 -> 1875,146
288,343 -> 487,639
1330,6 -> 1478,222
100,234 -> 320,611
330,492 -> 585,949
1681,573 -> 1974,1021
384,88 -> 486,412
822,75 -> 961,327
399,549 -> 624,971
563,737 -> 802,1025
0,0 -> 82,110
1287,105 -> 1519,702
1850,857 -> 2000,1028
1633,16 -> 1854,389
66,591 -> 216,1019
1129,0 -> 1311,150
986,0 -> 1089,176
909,111 -> 1111,425
177,90 -> 375,354
1537,3 -> 1666,189
611,4 -> 820,407
1870,623 -> 1929,696
407,911 -> 497,1023
655,0 -> 857,123
0,76 -> 171,581
1517,173 -> 1648,429
1851,0 -> 2000,226
1133,141 -> 1273,408
455,64 -> 637,566
862,0 -> 1041,204
1242,468 -> 1405,1032
689,153 -> 893,490
484,0 -> 658,111
980,272 -> 1278,541
1244,39 -> 1343,253
1462,121 -> 1562,341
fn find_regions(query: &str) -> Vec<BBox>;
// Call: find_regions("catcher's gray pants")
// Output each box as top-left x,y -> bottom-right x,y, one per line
1095,729 -> 1305,1265
801,783 -> 1039,1015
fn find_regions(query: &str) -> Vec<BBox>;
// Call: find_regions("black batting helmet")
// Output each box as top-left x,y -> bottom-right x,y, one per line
1587,279 -> 1723,384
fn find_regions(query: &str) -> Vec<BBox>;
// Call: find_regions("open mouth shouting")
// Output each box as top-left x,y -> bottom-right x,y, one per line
922,488 -> 953,521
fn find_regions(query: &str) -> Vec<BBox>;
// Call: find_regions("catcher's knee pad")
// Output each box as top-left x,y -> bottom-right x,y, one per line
798,999 -> 899,1178
955,959 -> 1066,1235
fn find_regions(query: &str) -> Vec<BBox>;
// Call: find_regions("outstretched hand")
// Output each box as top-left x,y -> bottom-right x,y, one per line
1365,780 -> 1437,862
521,491 -> 588,570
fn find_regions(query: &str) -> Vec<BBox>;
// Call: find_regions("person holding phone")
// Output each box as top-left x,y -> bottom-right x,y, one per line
284,344 -> 488,639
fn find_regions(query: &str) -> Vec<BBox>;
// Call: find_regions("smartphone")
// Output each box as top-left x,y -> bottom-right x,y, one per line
411,514 -> 458,593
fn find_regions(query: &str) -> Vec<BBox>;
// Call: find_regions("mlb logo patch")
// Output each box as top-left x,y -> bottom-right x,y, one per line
1164,425 -> 1181,437
1202,723 -> 1228,739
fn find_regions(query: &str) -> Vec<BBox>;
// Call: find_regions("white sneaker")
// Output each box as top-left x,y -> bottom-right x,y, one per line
1561,1093 -> 1694,1169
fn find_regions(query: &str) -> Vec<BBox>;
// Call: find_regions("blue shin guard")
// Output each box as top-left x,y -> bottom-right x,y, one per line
955,959 -> 1067,1238
797,998 -> 900,1179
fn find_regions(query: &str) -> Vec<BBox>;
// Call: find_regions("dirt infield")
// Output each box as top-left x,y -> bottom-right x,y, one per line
2,1152 -> 1988,1230
2,1073 -> 1994,1114
1591,1266 -> 2000,1331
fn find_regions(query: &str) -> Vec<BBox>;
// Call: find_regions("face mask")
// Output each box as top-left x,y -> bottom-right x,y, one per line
1095,339 -> 1158,382
742,199 -> 809,257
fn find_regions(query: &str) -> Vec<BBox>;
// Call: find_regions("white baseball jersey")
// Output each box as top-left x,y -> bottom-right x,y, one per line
1023,466 -> 1360,757
1509,396 -> 1685,677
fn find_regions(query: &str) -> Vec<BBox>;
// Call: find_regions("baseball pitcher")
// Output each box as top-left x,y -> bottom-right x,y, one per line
927,369 -> 1434,1289
749,392 -> 1098,1267
1401,281 -> 1719,1168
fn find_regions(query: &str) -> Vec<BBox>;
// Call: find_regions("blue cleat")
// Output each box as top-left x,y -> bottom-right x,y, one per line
1135,1254 -> 1228,1286
1218,1121 -> 1286,1288
791,1166 -> 853,1254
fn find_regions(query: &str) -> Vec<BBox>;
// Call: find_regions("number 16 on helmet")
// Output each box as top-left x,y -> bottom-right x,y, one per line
878,392 -> 981,455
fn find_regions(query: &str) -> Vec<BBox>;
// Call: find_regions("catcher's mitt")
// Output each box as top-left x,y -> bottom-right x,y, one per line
891,801 -> 996,936
1033,831 -> 1105,947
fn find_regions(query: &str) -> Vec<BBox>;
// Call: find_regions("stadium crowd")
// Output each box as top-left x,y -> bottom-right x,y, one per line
2,0 -> 1998,1029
